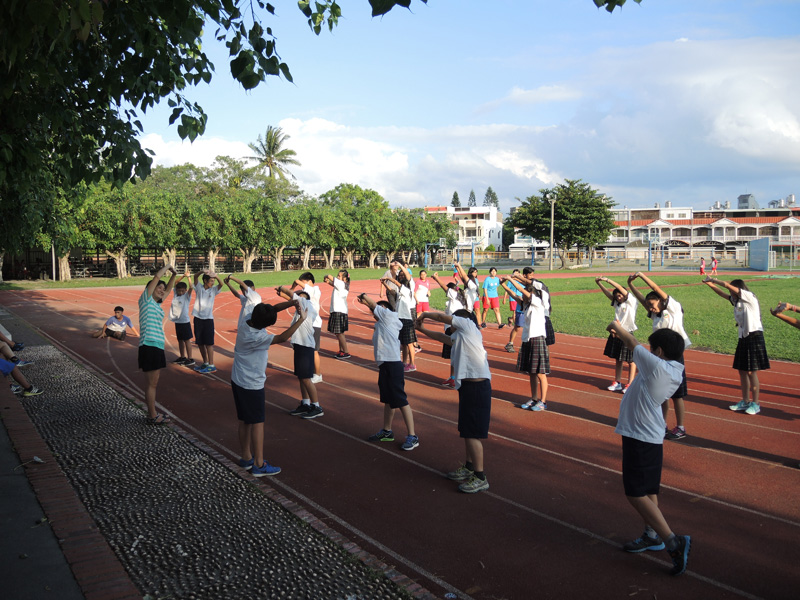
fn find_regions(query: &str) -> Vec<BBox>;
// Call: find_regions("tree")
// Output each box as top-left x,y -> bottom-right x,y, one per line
483,187 -> 499,207
451,191 -> 461,208
511,179 -> 615,269
594,0 -> 642,13
468,190 -> 477,207
247,126 -> 301,181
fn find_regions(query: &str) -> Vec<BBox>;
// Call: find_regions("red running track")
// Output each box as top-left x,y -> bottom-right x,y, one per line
1,280 -> 798,600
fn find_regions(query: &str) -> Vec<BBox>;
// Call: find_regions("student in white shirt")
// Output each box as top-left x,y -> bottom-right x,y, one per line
192,269 -> 224,374
357,293 -> 419,451
324,270 -> 351,359
454,261 -> 483,327
703,277 -> 770,415
429,272 -> 468,388
415,308 -> 492,494
167,272 -> 195,366
381,261 -> 419,372
224,274 -> 262,323
294,273 -> 323,383
596,276 -> 639,392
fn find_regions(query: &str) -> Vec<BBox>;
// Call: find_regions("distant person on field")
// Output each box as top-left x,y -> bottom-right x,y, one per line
168,271 -> 195,367
608,321 -> 692,577
324,269 -> 351,359
480,267 -> 505,329
699,257 -> 706,275
357,293 -> 419,451
595,276 -> 639,392
293,272 -> 324,383
628,273 -> 691,441
710,256 -> 718,275
770,301 -> 800,330
415,308 -> 491,494
502,269 -> 526,352
380,261 -> 418,372
192,269 -> 224,374
91,306 -> 139,340
454,262 -> 482,327
429,271 -> 467,388
703,277 -> 769,415
412,269 -> 431,354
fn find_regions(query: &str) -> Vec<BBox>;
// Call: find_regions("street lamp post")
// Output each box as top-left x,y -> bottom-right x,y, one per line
547,192 -> 555,271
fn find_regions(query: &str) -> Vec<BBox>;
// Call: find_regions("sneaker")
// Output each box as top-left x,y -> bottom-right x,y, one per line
10,383 -> 23,394
458,474 -> 489,494
14,359 -> 33,367
368,429 -> 394,442
22,386 -> 43,397
729,400 -> 749,412
199,364 -> 217,374
301,405 -> 324,419
530,400 -> 547,412
607,381 -> 624,392
406,364 -> 416,372
504,343 -> 515,353
403,363 -> 411,372
446,465 -> 474,481
289,403 -> 312,416
623,384 -> 630,392
173,356 -> 187,364
481,322 -> 487,329
745,402 -> 761,415
183,358 -> 196,367
11,342 -> 24,352
251,461 -> 281,477
622,533 -> 666,553
334,351 -> 351,359
668,535 -> 691,576
194,362 -> 209,372
498,323 -> 505,329
311,374 -> 323,384
238,457 -> 255,470
520,400 -> 534,410
401,435 -> 419,451
665,427 -> 687,441
442,377 -> 456,388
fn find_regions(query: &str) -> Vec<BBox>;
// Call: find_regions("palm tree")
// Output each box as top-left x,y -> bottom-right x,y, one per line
247,126 -> 301,180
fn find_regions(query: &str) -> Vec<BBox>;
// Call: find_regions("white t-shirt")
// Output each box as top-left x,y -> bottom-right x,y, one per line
372,305 -> 402,364
449,315 -> 491,390
414,279 -> 431,304
523,295 -> 547,341
465,279 -> 480,309
193,283 -> 221,320
303,283 -> 322,328
381,269 -> 399,294
613,293 -> 638,333
330,278 -> 349,314
445,288 -> 464,316
650,296 -> 692,349
238,288 -> 262,324
290,294 -> 317,348
732,289 -> 763,338
169,289 -> 193,323
231,323 -> 275,390
615,345 -> 684,444
396,285 -> 415,320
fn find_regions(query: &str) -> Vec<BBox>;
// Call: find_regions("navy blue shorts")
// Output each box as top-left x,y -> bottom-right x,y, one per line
378,362 -> 408,408
621,436 -> 663,497
193,317 -> 215,346
294,344 -> 315,380
457,379 -> 492,439
138,344 -> 166,372
514,312 -> 525,327
231,381 -> 265,424
174,322 -> 193,341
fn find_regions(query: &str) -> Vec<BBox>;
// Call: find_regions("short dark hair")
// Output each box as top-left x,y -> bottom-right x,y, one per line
296,291 -> 310,300
243,279 -> 255,289
453,308 -> 479,328
377,300 -> 392,310
522,267 -> 535,276
299,272 -> 315,284
648,329 -> 684,361
202,274 -> 211,283
645,291 -> 661,304
176,281 -> 187,291
731,279 -> 749,292
249,303 -> 277,329
114,306 -> 124,312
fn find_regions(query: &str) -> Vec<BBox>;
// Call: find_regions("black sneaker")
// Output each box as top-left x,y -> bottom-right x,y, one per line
301,405 -> 324,419
368,429 -> 394,442
623,534 -> 665,553
173,356 -> 187,364
11,342 -> 24,352
183,358 -> 196,367
668,535 -> 691,576
289,403 -> 312,416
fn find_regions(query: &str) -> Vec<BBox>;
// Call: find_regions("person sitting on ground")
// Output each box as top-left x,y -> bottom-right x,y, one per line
1,346 -> 42,397
0,341 -> 33,368
0,331 -> 24,352
91,306 -> 139,340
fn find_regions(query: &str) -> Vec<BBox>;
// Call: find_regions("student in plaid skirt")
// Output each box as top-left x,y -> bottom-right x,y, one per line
596,276 -> 639,392
703,277 -> 770,416
381,261 -> 418,372
324,270 -> 351,359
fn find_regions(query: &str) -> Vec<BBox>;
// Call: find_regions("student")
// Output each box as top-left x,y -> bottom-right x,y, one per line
139,264 -> 178,424
91,306 -> 139,340
415,308 -> 491,493
480,267 -> 505,329
293,273 -> 323,383
429,272 -> 467,388
628,273 -> 691,441
770,301 -> 800,330
324,270 -> 351,359
502,269 -> 526,352
502,276 -> 549,411
521,267 -> 555,346
379,262 -> 400,311
703,277 -> 770,415
192,269 -> 224,374
414,269 -> 431,314
454,262 -> 482,327
607,321 -> 691,577
168,272 -> 195,366
224,274 -> 262,321
2,349 -> 42,397
381,261 -> 418,372
595,276 -> 639,392
0,330 -> 24,352
0,341 -> 33,368
276,285 -> 323,419
711,256 -> 718,275
231,301 -> 307,477
358,293 -> 419,451
699,257 -> 706,275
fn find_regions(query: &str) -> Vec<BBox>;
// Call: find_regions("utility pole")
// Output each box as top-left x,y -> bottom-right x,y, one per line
548,192 -> 555,271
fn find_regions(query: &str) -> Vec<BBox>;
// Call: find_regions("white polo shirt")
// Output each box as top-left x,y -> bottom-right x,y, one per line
372,305 -> 402,364
193,283 -> 221,320
613,293 -> 639,333
449,315 -> 491,390
732,289 -> 763,338
330,278 -> 349,314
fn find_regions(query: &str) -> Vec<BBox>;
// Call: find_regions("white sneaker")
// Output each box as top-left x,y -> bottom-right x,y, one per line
311,374 -> 323,384
607,381 -> 624,392
745,402 -> 761,415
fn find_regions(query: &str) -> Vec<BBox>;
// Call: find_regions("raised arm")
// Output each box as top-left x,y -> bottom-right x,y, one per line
147,264 -> 173,297
357,292 -> 377,311
211,271 -> 224,290
626,274 -> 647,305
770,302 -> 800,330
594,276 -> 615,301
224,274 -> 245,298
607,320 -> 639,351
414,311 -> 454,345
702,276 -> 733,301
499,277 -> 527,303
430,272 -> 449,292
453,261 -> 469,285
323,274 -> 335,288
636,272 -> 668,301
272,302 -> 307,344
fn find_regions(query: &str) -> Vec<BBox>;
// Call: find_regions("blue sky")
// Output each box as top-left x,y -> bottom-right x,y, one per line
137,0 -> 800,215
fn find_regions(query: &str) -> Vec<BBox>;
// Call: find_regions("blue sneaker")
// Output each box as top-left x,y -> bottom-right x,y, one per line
401,435 -> 419,451
11,342 -> 24,352
729,400 -> 749,412
238,458 -> 254,470
194,362 -> 209,372
623,534 -> 666,553
251,461 -> 281,477
14,359 -> 33,367
199,364 -> 217,374
530,400 -> 547,412
668,535 -> 691,576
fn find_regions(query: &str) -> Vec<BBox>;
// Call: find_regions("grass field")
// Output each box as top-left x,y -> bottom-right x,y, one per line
2,270 -> 798,362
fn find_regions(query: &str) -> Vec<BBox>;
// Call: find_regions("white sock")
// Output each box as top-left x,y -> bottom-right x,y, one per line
301,399 -> 310,405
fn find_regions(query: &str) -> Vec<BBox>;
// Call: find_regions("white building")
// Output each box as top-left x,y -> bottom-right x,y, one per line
424,205 -> 505,251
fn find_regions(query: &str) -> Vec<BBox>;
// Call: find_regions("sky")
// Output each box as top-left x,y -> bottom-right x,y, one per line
136,0 -> 800,216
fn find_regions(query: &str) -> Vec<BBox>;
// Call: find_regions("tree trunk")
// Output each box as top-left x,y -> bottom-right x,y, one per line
162,248 -> 178,268
57,254 -> 72,281
324,247 -> 335,270
301,245 -> 313,270
206,247 -> 219,273
344,249 -> 355,270
368,251 -> 379,269
104,248 -> 128,278
241,247 -> 257,273
557,246 -> 567,269
272,246 -> 285,272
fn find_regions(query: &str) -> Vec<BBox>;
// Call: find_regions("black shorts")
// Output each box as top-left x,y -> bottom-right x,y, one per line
107,329 -> 126,340
231,381 -> 265,424
399,318 -> 417,345
378,362 -> 408,408
441,326 -> 453,359
294,344 -> 315,380
621,436 -> 663,497
327,312 -> 349,334
457,379 -> 492,439
174,322 -> 193,342
193,317 -> 215,346
671,355 -> 688,400
138,344 -> 166,372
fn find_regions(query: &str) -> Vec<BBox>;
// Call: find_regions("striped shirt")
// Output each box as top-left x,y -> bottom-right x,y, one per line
138,288 -> 165,349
